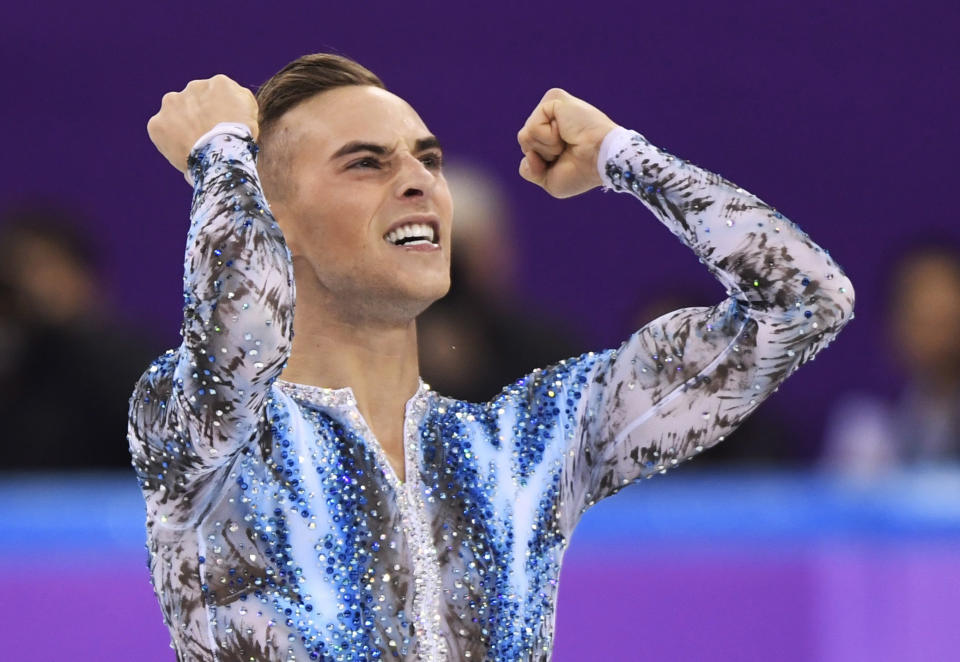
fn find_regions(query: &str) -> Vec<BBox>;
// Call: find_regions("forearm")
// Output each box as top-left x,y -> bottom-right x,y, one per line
598,126 -> 854,347
557,129 -> 856,523
176,122 -> 295,460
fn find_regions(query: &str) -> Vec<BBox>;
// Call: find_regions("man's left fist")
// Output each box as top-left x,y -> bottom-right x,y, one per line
517,88 -> 619,198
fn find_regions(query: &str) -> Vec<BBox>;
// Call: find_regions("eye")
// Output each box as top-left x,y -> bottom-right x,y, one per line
348,157 -> 382,169
420,152 -> 443,169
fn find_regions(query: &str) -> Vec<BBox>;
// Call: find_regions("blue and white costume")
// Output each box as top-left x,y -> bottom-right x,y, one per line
128,123 -> 854,661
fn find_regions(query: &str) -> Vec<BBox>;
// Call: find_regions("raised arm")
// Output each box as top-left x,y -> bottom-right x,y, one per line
128,77 -> 295,504
516,89 -> 855,530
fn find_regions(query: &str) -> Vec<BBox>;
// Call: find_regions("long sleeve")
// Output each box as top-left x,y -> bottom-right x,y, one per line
556,126 -> 855,528
127,123 -> 295,515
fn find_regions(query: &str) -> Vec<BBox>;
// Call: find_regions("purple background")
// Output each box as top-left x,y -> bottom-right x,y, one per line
3,0 -> 957,450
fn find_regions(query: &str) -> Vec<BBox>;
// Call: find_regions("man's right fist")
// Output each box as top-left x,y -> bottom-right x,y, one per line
146,74 -> 259,174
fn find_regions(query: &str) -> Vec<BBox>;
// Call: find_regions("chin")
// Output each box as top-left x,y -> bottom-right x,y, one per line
372,278 -> 449,324
409,279 -> 451,311
397,265 -> 450,298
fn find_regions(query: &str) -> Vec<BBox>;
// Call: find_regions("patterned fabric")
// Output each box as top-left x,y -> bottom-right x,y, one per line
128,124 -> 854,661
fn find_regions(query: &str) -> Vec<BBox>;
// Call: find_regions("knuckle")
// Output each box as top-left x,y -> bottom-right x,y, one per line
146,115 -> 163,137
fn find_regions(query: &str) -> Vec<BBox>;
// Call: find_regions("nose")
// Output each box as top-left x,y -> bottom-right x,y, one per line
394,152 -> 437,199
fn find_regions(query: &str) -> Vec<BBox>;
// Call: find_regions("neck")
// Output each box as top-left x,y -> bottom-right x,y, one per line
279,271 -> 422,479
282,306 -> 421,413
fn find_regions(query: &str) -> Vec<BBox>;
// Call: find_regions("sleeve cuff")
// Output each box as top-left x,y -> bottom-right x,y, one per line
184,122 -> 256,186
596,125 -> 635,186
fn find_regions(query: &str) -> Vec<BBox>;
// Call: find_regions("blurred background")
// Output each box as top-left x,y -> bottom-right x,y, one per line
2,1 -> 958,660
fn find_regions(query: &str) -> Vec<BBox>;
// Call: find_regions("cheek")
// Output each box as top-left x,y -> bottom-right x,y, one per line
437,191 -> 454,244
299,186 -> 376,250
438,185 -> 454,216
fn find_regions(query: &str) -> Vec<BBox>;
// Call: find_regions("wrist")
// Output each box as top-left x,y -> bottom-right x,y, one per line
190,121 -> 254,155
595,125 -> 632,186
184,122 -> 256,187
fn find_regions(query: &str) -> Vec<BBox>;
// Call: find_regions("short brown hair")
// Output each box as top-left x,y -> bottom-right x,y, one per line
255,53 -> 385,200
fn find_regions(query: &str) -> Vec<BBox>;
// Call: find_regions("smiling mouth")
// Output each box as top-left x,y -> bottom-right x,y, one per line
383,221 -> 439,247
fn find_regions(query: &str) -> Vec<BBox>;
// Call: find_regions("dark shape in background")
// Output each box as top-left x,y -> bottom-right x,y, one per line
0,203 -> 161,468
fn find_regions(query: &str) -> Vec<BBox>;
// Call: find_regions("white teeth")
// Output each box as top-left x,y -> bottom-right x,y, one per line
384,222 -> 437,245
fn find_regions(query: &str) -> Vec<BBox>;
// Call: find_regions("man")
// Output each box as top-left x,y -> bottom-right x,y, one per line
823,239 -> 960,472
130,53 -> 854,661
0,207 -> 157,468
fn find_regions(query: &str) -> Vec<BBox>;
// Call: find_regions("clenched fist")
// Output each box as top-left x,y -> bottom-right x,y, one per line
146,74 -> 259,174
517,88 -> 619,198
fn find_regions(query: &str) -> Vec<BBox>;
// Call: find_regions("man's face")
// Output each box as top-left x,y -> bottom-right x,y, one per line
268,85 -> 453,324
892,255 -> 960,375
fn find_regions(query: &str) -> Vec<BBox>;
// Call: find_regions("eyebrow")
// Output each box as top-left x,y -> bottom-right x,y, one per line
330,136 -> 443,160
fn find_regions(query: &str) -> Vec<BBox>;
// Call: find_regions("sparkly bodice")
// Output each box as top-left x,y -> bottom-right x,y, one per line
127,124 -> 854,661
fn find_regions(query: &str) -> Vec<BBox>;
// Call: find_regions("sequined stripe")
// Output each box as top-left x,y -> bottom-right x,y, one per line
403,393 -> 447,661
343,387 -> 445,660
275,379 -> 447,659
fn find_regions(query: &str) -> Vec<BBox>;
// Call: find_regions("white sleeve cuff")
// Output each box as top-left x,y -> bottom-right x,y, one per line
184,122 -> 256,186
596,125 -> 633,184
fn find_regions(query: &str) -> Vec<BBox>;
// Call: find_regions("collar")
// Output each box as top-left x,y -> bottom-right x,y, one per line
273,377 -> 433,411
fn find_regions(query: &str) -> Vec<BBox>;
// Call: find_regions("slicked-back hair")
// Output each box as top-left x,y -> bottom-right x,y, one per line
255,53 -> 386,201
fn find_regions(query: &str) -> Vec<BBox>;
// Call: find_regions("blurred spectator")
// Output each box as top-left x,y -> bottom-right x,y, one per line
822,237 -> 960,475
0,203 -> 159,470
418,161 -> 585,402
